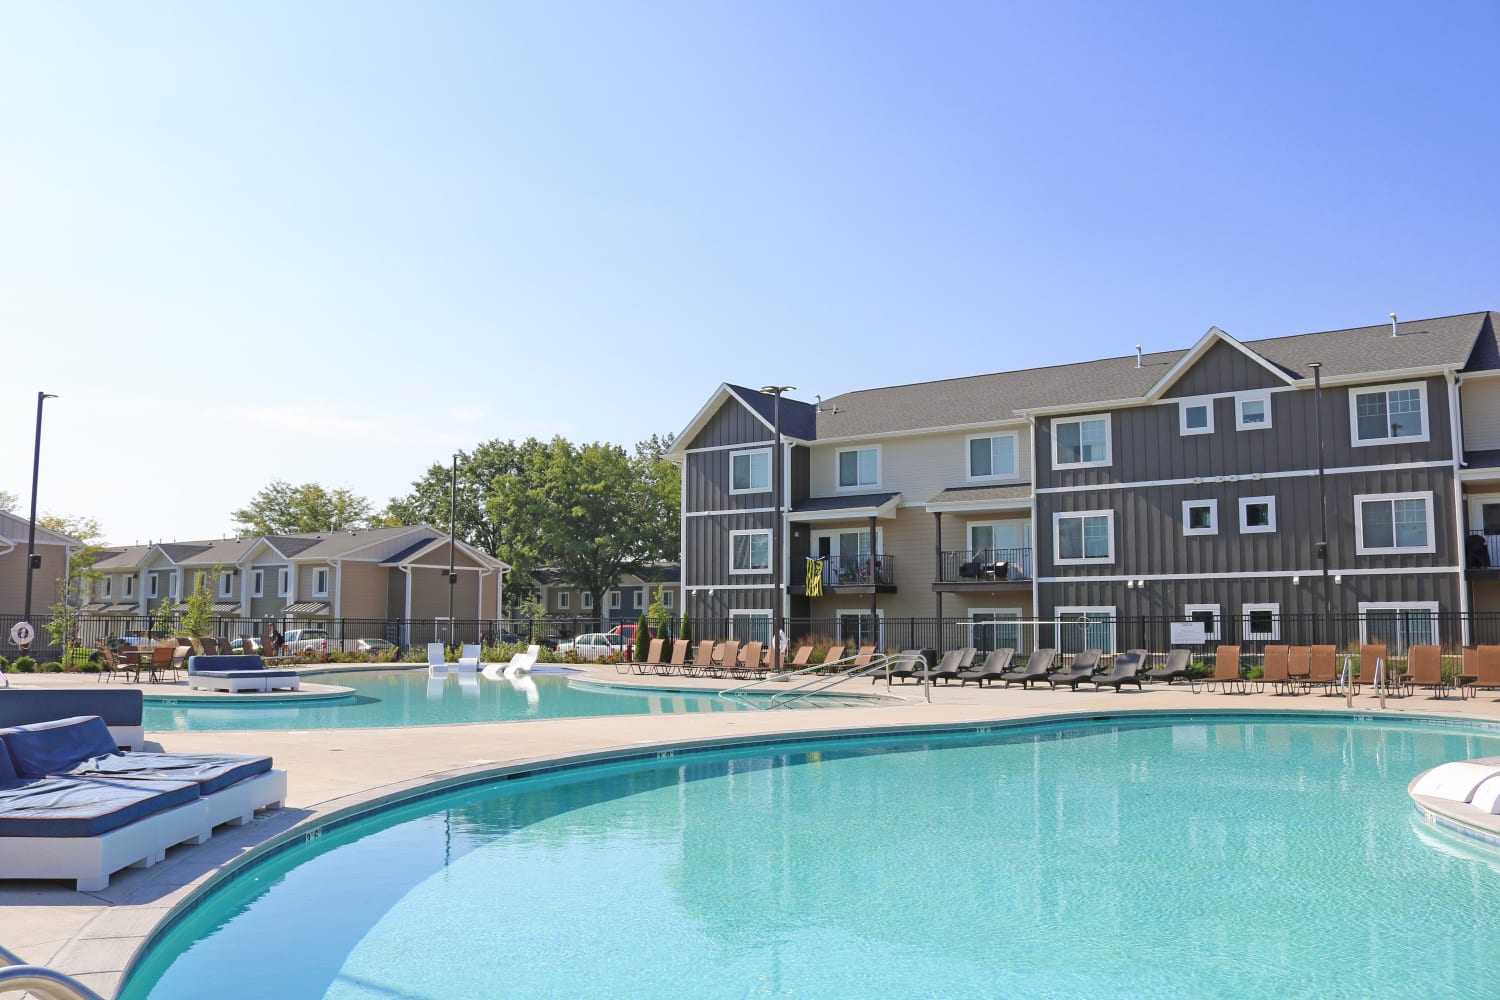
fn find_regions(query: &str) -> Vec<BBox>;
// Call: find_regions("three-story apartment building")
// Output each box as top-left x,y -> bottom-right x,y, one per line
671,311 -> 1500,654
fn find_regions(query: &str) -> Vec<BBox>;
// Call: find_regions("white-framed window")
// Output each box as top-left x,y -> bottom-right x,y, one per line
1235,391 -> 1272,431
1053,510 -> 1114,564
124,576 -> 134,598
558,592 -> 570,610
1350,381 -> 1428,445
148,575 -> 159,599
1054,606 -> 1116,654
970,607 -> 1022,653
836,446 -> 880,490
1242,603 -> 1280,641
1358,601 -> 1439,651
730,609 -> 773,644
729,448 -> 771,495
1179,397 -> 1214,436
1239,496 -> 1277,534
312,568 -> 330,597
251,569 -> 264,598
1183,604 -> 1222,641
277,568 -> 290,597
1183,499 -> 1218,536
219,571 -> 235,597
1354,491 -> 1435,554
582,592 -> 594,610
1052,414 -> 1111,468
633,590 -> 643,609
967,432 -> 1019,480
663,590 -> 674,609
836,608 -> 885,648
103,577 -> 112,598
730,529 -> 773,573
169,571 -> 180,599
608,590 -> 621,610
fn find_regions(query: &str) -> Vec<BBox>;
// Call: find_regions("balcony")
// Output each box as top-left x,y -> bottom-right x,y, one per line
1468,532 -> 1500,577
792,553 -> 897,595
933,548 -> 1033,590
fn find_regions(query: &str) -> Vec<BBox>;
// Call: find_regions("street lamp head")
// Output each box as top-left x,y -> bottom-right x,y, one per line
42,393 -> 58,400
760,385 -> 796,395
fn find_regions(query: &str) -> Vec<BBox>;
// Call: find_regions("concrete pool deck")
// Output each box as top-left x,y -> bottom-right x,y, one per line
6,663 -> 1500,997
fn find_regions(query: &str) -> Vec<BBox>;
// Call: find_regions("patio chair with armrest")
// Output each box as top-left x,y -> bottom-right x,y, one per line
999,648 -> 1056,688
1459,645 -> 1500,698
1145,648 -> 1193,684
883,649 -> 941,685
1306,645 -> 1339,695
1087,649 -> 1146,691
819,645 -> 846,671
1047,649 -> 1104,691
1358,643 -> 1390,696
957,647 -> 1015,687
1192,645 -> 1244,693
928,647 -> 976,684
622,638 -> 664,675
711,641 -> 741,680
1407,645 -> 1448,699
1257,645 -> 1293,695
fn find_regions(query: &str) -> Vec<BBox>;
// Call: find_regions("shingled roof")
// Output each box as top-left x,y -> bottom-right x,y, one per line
804,311 -> 1496,439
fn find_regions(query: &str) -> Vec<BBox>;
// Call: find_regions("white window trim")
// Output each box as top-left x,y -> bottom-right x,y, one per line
277,569 -> 290,597
250,569 -> 264,598
1054,605 -> 1117,654
312,568 -> 330,598
1242,603 -> 1280,641
608,590 -> 621,609
1349,381 -> 1430,446
834,445 -> 882,492
969,607 -> 1023,649
169,571 -> 180,599
558,592 -> 570,610
1356,601 -> 1440,646
1052,509 -> 1116,565
965,431 -> 1020,482
835,607 -> 885,647
1178,397 -> 1215,436
663,591 -> 673,608
728,447 -> 772,495
219,571 -> 235,598
1051,413 -> 1112,469
632,591 -> 643,609
729,609 -> 773,643
1235,390 -> 1273,431
148,576 -> 159,599
1239,496 -> 1277,534
103,578 -> 112,598
124,577 -> 134,598
582,592 -> 594,609
1353,490 -> 1436,555
729,528 -> 773,574
1183,603 -> 1222,641
1182,499 -> 1219,537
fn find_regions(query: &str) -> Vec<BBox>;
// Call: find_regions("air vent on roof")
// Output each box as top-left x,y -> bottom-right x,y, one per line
1135,345 -> 1143,368
1390,312 -> 1398,337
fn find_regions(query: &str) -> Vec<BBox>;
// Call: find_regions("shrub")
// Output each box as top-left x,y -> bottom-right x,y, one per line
0,655 -> 9,672
13,656 -> 36,673
41,661 -> 64,673
634,615 -> 649,662
680,612 -> 692,644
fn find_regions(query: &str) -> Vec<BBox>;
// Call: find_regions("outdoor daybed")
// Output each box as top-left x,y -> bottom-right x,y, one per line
0,715 -> 286,890
188,654 -> 301,693
0,687 -> 145,750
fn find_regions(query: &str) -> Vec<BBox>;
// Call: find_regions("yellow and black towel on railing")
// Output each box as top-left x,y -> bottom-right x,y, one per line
806,558 -> 825,597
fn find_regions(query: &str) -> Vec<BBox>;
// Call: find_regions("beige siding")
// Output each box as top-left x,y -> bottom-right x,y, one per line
807,428 -> 1031,504
298,564 -> 334,601
1463,378 -> 1500,451
408,565 -> 482,619
339,562 -> 389,618
0,545 -> 69,612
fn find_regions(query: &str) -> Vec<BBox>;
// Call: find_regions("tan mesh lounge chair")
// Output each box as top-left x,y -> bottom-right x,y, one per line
1258,645 -> 1292,695
731,642 -> 762,680
1306,645 -> 1338,695
852,645 -> 877,669
1048,649 -> 1104,690
1193,645 -> 1244,693
957,648 -> 1014,687
1087,649 -> 1146,691
786,646 -> 813,670
1460,645 -> 1500,698
999,648 -> 1056,688
1286,645 -> 1312,692
1358,643 -> 1389,696
820,645 -> 846,670
621,638 -> 665,675
657,639 -> 691,676
690,640 -> 715,677
1408,644 -> 1448,698
712,641 -> 741,680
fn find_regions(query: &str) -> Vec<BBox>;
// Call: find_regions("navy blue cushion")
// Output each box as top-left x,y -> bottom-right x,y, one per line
1,717 -> 119,777
0,775 -> 199,837
0,690 -> 143,728
0,742 -> 15,784
63,753 -> 272,796
194,670 -> 276,679
190,655 -> 264,674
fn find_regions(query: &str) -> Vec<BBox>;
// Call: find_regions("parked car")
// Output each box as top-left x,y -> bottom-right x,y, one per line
607,623 -> 658,645
118,630 -> 165,649
555,633 -> 625,660
281,628 -> 330,655
355,638 -> 393,655
229,637 -> 262,654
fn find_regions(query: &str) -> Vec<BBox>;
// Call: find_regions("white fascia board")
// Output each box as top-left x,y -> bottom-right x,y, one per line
1294,365 -> 1453,389
1144,326 -> 1295,401
1014,395 -> 1153,419
791,495 -> 903,522
810,418 -> 1029,447
922,498 -> 1032,513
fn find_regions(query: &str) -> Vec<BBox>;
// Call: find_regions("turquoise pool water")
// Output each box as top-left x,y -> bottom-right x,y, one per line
124,716 -> 1500,998
143,669 -> 871,731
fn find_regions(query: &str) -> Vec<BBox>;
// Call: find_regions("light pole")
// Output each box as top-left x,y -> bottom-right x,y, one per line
761,386 -> 795,675
21,392 -> 58,644
1309,362 -> 1332,645
447,454 -> 458,647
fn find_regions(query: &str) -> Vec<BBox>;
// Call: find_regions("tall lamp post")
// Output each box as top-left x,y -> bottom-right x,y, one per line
761,386 -> 796,675
21,392 -> 59,644
447,453 -> 458,647
1309,363 -> 1332,644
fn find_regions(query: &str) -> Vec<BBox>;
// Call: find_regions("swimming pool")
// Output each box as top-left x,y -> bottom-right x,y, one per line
143,669 -> 876,731
123,714 -> 1500,998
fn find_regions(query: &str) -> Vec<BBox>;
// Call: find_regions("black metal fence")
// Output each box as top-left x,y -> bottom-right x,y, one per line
0,610 -> 1494,666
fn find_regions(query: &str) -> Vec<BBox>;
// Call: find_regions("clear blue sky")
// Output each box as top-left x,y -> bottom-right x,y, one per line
2,1 -> 1496,545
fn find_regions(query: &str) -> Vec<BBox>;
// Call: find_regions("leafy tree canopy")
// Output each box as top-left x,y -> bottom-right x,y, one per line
38,513 -> 107,586
0,489 -> 16,512
382,439 -> 546,560
232,481 -> 374,535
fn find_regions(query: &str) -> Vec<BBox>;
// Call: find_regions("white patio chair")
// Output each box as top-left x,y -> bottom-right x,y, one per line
427,642 -> 449,674
457,644 -> 482,672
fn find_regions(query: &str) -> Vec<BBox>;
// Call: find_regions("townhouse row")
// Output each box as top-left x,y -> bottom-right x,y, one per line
668,311 -> 1500,653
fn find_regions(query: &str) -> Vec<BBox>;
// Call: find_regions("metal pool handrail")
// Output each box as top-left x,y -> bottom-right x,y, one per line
719,650 -> 913,710
0,945 -> 105,1000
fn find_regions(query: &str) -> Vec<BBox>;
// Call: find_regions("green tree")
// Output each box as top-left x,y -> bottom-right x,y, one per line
634,614 -> 649,661
0,489 -> 16,512
645,587 -> 672,632
680,611 -> 692,644
38,513 -> 107,602
151,595 -> 177,638
181,568 -> 217,639
487,438 -> 680,625
232,481 -> 374,535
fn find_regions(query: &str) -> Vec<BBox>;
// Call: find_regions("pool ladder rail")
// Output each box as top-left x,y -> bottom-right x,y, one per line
719,649 -> 927,710
0,945 -> 105,1000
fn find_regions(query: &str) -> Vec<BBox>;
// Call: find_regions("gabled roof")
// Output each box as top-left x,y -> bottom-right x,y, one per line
0,511 -> 80,547
93,545 -> 154,571
789,492 -> 902,520
1144,326 -> 1295,400
725,385 -> 817,441
925,483 -> 1033,510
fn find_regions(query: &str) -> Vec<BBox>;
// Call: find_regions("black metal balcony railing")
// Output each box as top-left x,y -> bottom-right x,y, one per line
938,548 -> 1033,583
1468,532 -> 1500,569
812,553 -> 897,587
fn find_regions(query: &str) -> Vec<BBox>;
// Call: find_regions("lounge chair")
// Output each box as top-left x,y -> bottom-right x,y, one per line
819,645 -> 847,671
1000,648 -> 1056,688
457,644 -> 482,672
784,646 -> 813,671
1459,645 -> 1500,698
1087,649 -> 1146,691
712,641 -> 741,679
657,639 -> 691,676
1193,645 -> 1244,693
1048,649 -> 1104,691
852,645 -> 877,671
1407,645 -> 1448,698
883,649 -> 942,684
732,642 -> 763,680
622,638 -> 665,675
427,642 -> 449,673
1306,645 -> 1338,695
928,647 -> 976,684
1256,645 -> 1292,695
1357,643 -> 1389,695
957,648 -> 1015,687
688,640 -> 715,677
1145,648 -> 1192,684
